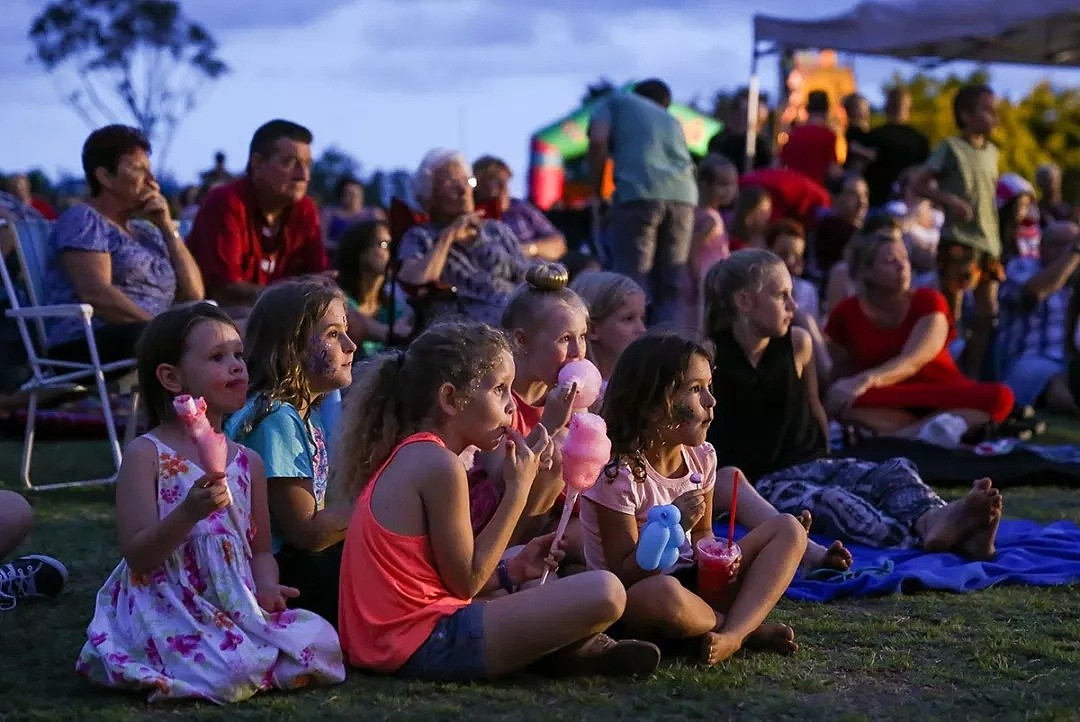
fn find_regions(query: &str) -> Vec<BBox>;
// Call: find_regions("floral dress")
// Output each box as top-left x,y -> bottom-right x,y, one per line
75,434 -> 345,704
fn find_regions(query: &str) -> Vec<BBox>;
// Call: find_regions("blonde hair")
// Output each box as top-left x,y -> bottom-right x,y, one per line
330,321 -> 511,504
569,271 -> 644,360
243,279 -> 345,424
702,249 -> 785,338
500,261 -> 588,332
846,225 -> 905,292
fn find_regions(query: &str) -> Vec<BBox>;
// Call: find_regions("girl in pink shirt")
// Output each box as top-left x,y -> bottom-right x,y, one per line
334,321 -> 660,681
580,333 -> 806,666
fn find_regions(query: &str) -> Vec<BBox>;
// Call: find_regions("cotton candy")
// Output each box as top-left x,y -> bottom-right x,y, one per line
173,395 -> 231,502
557,359 -> 604,410
560,412 -> 610,492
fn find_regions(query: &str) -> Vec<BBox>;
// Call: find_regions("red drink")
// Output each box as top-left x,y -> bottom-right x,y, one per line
695,538 -> 742,608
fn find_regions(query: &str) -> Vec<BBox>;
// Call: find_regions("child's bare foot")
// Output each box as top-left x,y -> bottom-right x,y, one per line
917,478 -> 995,552
743,623 -> 798,655
803,539 -> 853,571
959,485 -> 1003,561
699,631 -> 742,666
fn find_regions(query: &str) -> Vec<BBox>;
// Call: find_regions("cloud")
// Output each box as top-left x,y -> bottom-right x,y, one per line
181,0 -> 356,34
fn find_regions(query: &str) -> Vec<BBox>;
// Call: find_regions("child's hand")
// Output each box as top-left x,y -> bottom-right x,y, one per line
502,426 -> 547,498
539,382 -> 578,434
180,472 -> 230,522
511,532 -> 566,583
672,488 -> 707,531
256,584 -> 299,613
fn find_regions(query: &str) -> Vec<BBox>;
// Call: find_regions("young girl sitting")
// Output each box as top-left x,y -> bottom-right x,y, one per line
581,333 -> 807,666
77,303 -> 344,704
226,280 -> 357,628
704,249 -> 1002,562
569,271 -> 648,382
334,321 -> 661,680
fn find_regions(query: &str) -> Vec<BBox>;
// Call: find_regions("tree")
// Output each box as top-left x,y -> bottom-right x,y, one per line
28,0 -> 228,167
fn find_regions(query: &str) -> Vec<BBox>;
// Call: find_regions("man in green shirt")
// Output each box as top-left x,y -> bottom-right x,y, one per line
912,84 -> 1002,378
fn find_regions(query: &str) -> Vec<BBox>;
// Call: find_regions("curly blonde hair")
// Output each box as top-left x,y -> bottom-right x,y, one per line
242,279 -> 345,425
330,321 -> 512,504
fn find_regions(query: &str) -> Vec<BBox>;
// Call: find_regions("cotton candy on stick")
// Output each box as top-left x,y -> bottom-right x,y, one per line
538,412 -> 611,585
557,359 -> 603,410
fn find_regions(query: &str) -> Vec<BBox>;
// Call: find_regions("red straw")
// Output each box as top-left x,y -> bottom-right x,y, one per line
727,470 -> 740,547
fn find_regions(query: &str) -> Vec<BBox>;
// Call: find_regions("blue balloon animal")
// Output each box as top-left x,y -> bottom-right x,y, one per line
635,504 -> 685,571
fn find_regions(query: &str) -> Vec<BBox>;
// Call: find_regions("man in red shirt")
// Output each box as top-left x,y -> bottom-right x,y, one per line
781,91 -> 842,188
188,119 -> 329,311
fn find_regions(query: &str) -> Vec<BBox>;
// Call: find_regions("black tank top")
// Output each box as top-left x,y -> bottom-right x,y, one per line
707,328 -> 826,482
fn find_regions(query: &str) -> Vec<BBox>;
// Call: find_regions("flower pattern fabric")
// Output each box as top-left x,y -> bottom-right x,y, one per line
75,434 -> 345,704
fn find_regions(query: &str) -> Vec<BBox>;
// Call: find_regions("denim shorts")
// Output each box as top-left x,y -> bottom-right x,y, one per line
398,603 -> 486,681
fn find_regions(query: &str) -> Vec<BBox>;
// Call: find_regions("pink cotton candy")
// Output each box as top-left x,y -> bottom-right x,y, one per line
173,395 -> 231,502
560,412 -> 611,492
558,359 -> 603,410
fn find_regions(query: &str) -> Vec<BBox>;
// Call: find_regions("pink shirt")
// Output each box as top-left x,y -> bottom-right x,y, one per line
580,443 -> 717,572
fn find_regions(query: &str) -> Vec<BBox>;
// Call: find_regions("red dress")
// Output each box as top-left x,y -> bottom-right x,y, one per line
825,288 -> 1013,423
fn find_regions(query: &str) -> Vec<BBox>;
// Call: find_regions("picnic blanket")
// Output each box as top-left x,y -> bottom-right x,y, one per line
778,519 -> 1080,602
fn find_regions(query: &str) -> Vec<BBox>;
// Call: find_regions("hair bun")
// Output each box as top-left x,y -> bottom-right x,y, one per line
525,262 -> 569,292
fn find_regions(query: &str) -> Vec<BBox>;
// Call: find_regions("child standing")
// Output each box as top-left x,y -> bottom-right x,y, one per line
334,321 -> 660,680
581,333 -> 807,666
569,271 -> 648,381
77,303 -> 344,704
912,83 -> 1002,377
703,249 -> 1002,562
225,280 -> 357,628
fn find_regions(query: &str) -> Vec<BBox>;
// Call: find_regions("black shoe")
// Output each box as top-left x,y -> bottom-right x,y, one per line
0,555 -> 68,610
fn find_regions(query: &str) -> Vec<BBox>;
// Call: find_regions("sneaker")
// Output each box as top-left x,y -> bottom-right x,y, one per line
0,554 -> 68,610
914,413 -> 968,449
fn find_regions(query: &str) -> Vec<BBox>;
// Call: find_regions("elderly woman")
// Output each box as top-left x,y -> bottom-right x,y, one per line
824,226 -> 1013,444
397,148 -> 529,325
44,125 -> 204,364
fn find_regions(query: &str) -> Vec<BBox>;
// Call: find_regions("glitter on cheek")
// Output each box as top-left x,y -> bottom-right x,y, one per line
303,335 -> 334,378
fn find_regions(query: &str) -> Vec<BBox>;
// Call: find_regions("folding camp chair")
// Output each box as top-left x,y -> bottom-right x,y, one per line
0,213 -> 140,490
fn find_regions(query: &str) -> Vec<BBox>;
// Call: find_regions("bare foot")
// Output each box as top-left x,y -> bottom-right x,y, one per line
797,509 -> 812,533
960,485 -> 1003,561
743,623 -> 798,655
805,539 -> 853,571
699,631 -> 742,666
917,478 -> 995,552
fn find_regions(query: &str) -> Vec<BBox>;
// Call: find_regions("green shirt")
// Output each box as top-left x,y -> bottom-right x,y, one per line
926,136 -> 1000,258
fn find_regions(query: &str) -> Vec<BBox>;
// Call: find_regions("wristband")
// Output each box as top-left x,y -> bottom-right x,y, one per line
497,559 -> 516,594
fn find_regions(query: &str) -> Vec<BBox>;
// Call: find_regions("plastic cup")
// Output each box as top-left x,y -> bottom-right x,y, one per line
695,538 -> 742,608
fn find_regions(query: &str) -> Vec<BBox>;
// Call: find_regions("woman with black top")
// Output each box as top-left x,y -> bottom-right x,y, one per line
703,249 -> 1002,561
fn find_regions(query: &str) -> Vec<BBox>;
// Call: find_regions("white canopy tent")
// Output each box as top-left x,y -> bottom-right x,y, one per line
744,0 -> 1080,164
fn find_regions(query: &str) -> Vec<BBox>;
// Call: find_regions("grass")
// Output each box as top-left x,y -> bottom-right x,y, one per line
2,422 -> 1080,721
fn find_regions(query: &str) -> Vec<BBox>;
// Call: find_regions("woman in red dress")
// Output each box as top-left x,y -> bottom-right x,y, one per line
824,227 -> 1013,440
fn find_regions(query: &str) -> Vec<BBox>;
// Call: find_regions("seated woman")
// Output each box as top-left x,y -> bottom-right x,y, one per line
44,125 -> 204,363
824,227 -> 1014,443
473,155 -> 566,262
336,219 -> 414,356
322,176 -> 384,254
397,149 -> 529,326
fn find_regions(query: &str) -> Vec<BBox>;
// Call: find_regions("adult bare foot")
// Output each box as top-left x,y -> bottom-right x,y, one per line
797,510 -> 812,533
959,484 -> 1003,561
699,631 -> 742,666
743,623 -> 798,655
916,478 -> 995,552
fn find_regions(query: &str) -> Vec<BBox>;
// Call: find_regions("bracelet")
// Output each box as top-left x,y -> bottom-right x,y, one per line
497,559 -> 516,595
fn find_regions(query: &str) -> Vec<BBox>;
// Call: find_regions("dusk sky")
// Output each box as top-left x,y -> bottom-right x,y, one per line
2,0 -> 1077,195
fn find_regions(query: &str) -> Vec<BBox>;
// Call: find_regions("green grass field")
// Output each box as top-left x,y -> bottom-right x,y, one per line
2,422 -> 1080,721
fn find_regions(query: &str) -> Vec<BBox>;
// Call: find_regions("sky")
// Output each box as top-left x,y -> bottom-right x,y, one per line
1,0 -> 1078,196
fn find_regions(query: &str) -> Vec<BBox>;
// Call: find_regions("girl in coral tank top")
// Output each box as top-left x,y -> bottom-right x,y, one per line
332,321 -> 660,681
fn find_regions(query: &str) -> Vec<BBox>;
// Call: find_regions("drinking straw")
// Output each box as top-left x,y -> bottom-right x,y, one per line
728,470 -> 740,547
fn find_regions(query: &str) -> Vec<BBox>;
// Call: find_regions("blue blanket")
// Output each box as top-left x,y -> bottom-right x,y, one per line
784,520 -> 1080,602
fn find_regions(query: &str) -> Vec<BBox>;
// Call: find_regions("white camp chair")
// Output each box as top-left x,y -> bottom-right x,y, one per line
0,213 -> 140,490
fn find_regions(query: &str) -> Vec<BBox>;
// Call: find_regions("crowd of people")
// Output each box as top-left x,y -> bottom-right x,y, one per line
0,75 -> 1078,702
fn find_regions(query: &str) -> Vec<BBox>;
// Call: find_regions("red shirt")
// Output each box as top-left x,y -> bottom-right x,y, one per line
740,168 -> 831,229
781,123 -> 838,186
825,287 -> 961,385
187,177 -> 328,294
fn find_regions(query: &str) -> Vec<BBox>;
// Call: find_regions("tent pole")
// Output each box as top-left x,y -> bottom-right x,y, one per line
746,45 -> 761,172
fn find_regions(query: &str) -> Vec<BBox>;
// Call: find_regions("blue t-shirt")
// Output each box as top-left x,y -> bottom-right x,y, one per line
225,396 -> 328,553
590,93 -> 698,206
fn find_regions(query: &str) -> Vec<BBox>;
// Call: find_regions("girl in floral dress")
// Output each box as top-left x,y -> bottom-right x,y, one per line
76,303 -> 345,704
